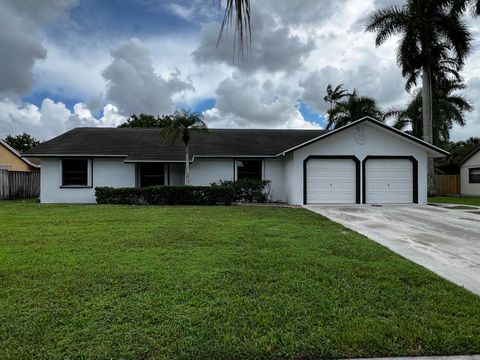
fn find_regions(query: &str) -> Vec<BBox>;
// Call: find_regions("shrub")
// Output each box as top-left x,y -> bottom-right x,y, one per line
95,185 -> 236,206
213,179 -> 271,203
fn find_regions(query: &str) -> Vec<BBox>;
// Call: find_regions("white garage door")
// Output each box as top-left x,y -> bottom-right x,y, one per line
365,159 -> 413,204
306,158 -> 357,204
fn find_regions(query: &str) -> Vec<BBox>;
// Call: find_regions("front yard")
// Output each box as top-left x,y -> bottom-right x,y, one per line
1,201 -> 480,359
429,196 -> 480,206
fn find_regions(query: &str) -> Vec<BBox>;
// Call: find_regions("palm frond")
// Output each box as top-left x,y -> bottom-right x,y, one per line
217,0 -> 252,58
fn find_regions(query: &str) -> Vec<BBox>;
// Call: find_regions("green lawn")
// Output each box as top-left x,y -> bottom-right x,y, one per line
429,196 -> 480,206
1,201 -> 480,359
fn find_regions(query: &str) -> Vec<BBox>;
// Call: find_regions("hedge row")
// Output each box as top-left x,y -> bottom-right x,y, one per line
95,185 -> 236,205
212,179 -> 271,203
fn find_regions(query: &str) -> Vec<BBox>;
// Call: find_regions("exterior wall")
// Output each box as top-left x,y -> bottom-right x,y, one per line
461,151 -> 480,196
189,158 -> 286,202
0,145 -> 37,172
264,158 -> 285,202
168,163 -> 185,185
189,159 -> 234,186
288,122 -> 430,205
40,158 -> 135,203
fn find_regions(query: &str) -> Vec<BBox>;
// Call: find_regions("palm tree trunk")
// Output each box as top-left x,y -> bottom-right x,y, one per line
422,65 -> 436,196
185,144 -> 190,186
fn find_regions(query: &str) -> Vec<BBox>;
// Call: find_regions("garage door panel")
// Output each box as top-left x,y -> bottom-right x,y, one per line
306,158 -> 357,204
365,159 -> 413,204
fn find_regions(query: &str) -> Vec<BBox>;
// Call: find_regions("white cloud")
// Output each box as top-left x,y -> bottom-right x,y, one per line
0,98 -> 125,140
202,74 -> 319,129
0,0 -> 78,97
102,38 -> 194,116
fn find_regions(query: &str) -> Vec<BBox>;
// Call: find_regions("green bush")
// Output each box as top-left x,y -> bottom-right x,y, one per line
95,185 -> 236,205
213,179 -> 271,203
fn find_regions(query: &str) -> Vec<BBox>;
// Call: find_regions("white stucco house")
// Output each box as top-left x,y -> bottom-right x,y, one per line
460,145 -> 480,196
23,117 -> 448,205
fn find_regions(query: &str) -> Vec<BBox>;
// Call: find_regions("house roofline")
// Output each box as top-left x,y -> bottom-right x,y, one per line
22,154 -> 128,158
277,116 -> 450,157
1,140 -> 41,168
459,144 -> 480,166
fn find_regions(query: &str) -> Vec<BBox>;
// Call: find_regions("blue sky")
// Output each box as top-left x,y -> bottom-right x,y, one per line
1,0 -> 479,139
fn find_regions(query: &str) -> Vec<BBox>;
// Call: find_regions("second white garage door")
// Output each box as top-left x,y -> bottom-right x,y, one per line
365,158 -> 413,204
306,158 -> 357,204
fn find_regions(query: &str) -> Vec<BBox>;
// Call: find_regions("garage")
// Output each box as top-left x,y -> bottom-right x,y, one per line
304,156 -> 360,204
363,156 -> 417,204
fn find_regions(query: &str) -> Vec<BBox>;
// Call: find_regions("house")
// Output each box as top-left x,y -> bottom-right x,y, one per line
22,117 -> 448,205
459,145 -> 480,196
0,140 -> 40,172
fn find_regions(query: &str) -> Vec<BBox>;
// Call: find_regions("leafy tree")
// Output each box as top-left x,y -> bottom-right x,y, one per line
3,133 -> 41,152
366,0 -> 473,194
118,114 -> 169,128
385,79 -> 473,145
436,137 -> 480,173
323,84 -> 348,111
327,89 -> 383,129
160,110 -> 208,185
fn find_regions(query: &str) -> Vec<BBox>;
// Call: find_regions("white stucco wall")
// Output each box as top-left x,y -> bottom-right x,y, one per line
264,158 -> 285,202
168,163 -> 185,185
461,151 -> 480,196
287,122 -> 430,205
40,158 -> 135,203
189,159 -> 234,186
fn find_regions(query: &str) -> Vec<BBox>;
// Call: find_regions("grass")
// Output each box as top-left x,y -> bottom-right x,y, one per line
429,196 -> 480,206
1,201 -> 480,359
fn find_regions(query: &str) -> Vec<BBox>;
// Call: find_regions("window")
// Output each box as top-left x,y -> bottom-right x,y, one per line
139,163 -> 165,187
469,168 -> 480,184
236,160 -> 263,180
62,159 -> 89,187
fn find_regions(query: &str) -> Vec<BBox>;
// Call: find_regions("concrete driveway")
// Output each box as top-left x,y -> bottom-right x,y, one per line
305,204 -> 480,296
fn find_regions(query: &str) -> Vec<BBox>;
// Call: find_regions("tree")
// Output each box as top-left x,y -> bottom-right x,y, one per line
327,89 -> 383,129
385,79 -> 473,145
3,133 -> 41,152
160,109 -> 208,185
451,0 -> 480,16
118,114 -> 169,128
436,136 -> 480,173
366,0 -> 472,195
323,84 -> 348,111
218,0 -> 251,56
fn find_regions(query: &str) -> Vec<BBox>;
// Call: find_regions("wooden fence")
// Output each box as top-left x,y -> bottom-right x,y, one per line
0,170 -> 40,200
435,174 -> 461,196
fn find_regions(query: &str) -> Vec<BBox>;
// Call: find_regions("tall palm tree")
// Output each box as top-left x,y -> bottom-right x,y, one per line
324,84 -> 348,111
160,109 -> 208,186
366,0 -> 472,195
327,90 -> 383,129
385,79 -> 473,145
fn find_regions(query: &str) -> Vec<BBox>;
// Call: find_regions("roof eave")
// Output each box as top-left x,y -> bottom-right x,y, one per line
277,116 -> 450,157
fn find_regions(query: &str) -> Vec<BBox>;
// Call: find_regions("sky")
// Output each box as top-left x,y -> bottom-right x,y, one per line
0,0 -> 479,141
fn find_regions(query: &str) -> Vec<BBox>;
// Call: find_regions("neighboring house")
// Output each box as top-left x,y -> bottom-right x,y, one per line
23,117 -> 448,205
459,145 -> 480,196
0,140 -> 40,172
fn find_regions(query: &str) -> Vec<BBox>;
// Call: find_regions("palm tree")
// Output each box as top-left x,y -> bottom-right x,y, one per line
324,84 -> 348,111
160,109 -> 208,185
327,90 -> 383,129
366,0 -> 472,195
218,0 -> 251,56
385,79 -> 473,145
451,0 -> 480,15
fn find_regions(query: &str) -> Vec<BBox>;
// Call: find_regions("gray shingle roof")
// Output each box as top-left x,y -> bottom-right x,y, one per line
23,128 -> 329,161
